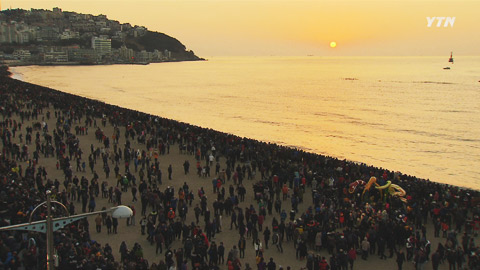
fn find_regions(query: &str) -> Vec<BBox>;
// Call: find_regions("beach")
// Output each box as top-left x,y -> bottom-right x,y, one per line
0,66 -> 479,270
12,56 -> 480,191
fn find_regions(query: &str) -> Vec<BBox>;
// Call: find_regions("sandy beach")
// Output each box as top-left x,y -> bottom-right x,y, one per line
0,68 -> 479,270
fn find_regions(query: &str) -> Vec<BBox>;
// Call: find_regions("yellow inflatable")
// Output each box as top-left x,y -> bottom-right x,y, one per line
390,184 -> 407,202
375,180 -> 407,202
352,177 -> 407,203
375,180 -> 391,201
362,176 -> 378,196
375,181 -> 392,190
361,177 -> 379,201
364,177 -> 378,191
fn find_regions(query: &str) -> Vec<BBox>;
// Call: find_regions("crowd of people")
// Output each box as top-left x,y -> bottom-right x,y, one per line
0,65 -> 479,270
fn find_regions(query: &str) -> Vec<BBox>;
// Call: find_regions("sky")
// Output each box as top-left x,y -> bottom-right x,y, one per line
2,0 -> 479,57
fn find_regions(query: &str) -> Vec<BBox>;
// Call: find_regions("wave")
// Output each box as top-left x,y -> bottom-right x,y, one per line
231,115 -> 283,126
389,80 -> 455,85
315,111 -> 389,129
427,109 -> 475,114
412,81 -> 455,85
9,68 -> 24,81
394,128 -> 480,143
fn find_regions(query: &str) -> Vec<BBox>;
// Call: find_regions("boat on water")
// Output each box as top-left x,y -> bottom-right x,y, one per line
443,52 -> 454,69
449,52 -> 454,63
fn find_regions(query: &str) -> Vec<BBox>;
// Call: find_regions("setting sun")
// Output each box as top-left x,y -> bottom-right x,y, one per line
330,41 -> 337,48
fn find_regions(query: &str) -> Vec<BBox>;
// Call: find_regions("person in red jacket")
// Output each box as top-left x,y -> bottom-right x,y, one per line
348,247 -> 357,270
258,214 -> 265,231
167,208 -> 176,221
319,257 -> 329,270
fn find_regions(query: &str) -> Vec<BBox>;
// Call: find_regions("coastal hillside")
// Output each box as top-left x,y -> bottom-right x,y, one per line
116,31 -> 199,60
0,8 -> 202,64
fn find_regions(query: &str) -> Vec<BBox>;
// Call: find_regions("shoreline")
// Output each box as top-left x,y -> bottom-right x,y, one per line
2,57 -> 207,68
5,66 -> 478,192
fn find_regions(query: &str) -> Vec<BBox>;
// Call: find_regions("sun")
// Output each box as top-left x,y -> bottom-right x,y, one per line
330,41 -> 337,48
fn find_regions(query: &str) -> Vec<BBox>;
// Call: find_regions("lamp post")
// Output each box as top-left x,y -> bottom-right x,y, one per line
46,190 -> 54,270
0,190 -> 133,270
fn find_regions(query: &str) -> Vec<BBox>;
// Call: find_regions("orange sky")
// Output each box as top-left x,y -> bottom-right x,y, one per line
2,0 -> 479,56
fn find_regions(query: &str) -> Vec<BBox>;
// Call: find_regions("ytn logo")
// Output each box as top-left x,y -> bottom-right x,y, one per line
426,17 -> 455,27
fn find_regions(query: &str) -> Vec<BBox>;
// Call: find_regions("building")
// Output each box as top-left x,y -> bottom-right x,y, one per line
136,50 -> 151,63
119,45 -> 134,61
60,29 -> 80,40
44,50 -> 68,63
16,30 -> 31,43
164,50 -> 172,60
133,26 -> 147,37
112,31 -> 126,42
0,22 -> 16,43
91,36 -> 111,57
37,26 -> 60,41
152,50 -> 163,61
0,22 -> 34,44
12,50 -> 31,61
68,48 -> 96,64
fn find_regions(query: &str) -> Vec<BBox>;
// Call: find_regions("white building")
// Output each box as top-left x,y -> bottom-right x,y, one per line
91,36 -> 111,56
16,30 -> 30,43
0,22 -> 16,43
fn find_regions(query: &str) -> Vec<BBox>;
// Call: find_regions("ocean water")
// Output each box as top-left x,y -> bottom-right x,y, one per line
11,56 -> 480,190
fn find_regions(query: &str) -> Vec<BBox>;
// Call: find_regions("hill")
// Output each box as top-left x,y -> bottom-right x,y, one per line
0,8 -> 203,63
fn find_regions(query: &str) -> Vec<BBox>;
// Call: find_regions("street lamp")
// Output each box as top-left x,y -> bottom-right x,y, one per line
0,190 -> 133,270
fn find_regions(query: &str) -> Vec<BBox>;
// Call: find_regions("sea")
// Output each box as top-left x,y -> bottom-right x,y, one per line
11,56 -> 480,190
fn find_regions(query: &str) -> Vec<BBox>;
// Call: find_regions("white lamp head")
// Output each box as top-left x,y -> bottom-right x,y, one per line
111,206 -> 133,218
